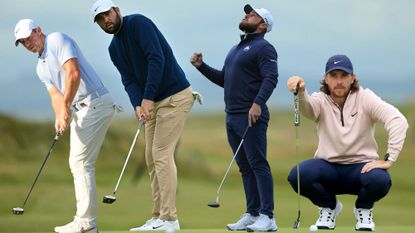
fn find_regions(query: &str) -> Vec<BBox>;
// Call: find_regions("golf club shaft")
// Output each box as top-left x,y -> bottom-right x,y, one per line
294,83 -> 301,225
112,118 -> 144,194
21,132 -> 60,208
215,125 -> 250,203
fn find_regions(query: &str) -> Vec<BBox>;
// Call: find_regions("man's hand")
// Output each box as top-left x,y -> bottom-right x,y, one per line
248,103 -> 261,127
361,160 -> 393,173
140,99 -> 154,122
190,52 -> 203,68
55,105 -> 71,134
287,76 -> 305,93
135,106 -> 142,120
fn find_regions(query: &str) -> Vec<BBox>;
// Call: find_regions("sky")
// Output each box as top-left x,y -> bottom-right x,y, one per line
1,0 -> 415,120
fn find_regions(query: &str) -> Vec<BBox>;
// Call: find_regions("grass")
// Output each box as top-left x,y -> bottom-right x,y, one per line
0,105 -> 414,232
100,227 -> 415,233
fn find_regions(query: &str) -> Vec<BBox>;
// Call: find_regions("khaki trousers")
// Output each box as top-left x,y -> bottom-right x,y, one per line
145,87 -> 194,221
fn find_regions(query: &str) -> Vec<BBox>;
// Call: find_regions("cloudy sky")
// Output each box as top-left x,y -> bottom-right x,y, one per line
1,0 -> 414,120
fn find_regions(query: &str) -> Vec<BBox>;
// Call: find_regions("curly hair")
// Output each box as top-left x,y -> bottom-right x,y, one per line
319,78 -> 360,95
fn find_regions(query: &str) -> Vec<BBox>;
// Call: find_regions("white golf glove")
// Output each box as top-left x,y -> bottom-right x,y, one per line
192,91 -> 204,105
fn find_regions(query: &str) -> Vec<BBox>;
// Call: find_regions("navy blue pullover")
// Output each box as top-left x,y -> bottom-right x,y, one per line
109,14 -> 190,108
198,33 -> 278,113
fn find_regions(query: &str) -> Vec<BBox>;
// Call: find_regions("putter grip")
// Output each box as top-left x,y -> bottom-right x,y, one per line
294,82 -> 300,126
294,105 -> 300,126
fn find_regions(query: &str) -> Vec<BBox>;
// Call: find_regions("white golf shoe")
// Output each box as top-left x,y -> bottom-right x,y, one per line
354,208 -> 375,231
54,220 -> 97,233
130,218 -> 180,231
130,218 -> 158,231
227,213 -> 259,231
315,200 -> 343,229
246,214 -> 277,232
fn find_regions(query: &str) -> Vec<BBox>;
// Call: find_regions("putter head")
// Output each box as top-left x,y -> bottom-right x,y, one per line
102,195 -> 116,204
293,219 -> 300,229
207,201 -> 220,208
12,207 -> 24,215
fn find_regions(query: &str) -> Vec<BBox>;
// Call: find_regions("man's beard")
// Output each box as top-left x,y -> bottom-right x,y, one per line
239,22 -> 259,33
239,22 -> 258,33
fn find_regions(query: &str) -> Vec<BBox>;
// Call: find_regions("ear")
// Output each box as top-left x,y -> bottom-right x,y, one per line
33,26 -> 42,35
258,22 -> 267,33
114,7 -> 121,15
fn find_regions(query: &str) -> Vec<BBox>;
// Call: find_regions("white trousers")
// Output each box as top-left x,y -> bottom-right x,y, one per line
69,94 -> 115,224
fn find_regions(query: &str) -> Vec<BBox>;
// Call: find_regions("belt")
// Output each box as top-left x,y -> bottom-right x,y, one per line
71,87 -> 108,112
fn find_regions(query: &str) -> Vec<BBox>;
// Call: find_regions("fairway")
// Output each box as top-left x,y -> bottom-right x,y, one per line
8,226 -> 415,233
1,111 -> 414,232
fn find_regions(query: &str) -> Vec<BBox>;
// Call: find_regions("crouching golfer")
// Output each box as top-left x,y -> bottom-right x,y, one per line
91,0 -> 196,231
287,54 -> 408,231
14,19 -> 116,233
191,4 -> 278,232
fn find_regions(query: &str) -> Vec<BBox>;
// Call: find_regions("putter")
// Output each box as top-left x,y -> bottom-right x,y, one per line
103,118 -> 145,204
12,132 -> 60,215
208,125 -> 250,208
293,83 -> 301,229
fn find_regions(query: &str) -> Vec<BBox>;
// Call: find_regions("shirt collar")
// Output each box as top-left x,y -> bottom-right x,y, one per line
38,35 -> 48,60
240,32 -> 265,41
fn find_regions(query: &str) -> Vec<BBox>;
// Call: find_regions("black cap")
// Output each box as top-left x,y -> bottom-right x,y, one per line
244,4 -> 254,14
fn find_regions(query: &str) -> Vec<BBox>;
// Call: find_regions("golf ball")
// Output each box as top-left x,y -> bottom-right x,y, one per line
309,224 -> 318,232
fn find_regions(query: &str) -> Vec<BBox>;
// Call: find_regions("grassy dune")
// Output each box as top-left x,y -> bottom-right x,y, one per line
0,105 -> 414,232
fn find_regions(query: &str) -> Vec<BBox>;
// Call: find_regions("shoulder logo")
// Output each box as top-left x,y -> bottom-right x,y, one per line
243,46 -> 251,52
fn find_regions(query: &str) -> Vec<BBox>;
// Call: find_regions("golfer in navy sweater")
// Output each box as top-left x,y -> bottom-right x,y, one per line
92,0 -> 194,231
191,4 -> 278,232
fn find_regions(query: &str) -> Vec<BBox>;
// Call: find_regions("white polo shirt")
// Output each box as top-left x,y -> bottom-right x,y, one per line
36,32 -> 105,103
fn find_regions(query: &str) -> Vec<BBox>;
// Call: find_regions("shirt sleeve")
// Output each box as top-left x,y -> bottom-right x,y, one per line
254,43 -> 278,106
197,62 -> 225,88
363,89 -> 409,160
299,90 -> 323,122
48,32 -> 77,66
109,45 -> 143,108
132,17 -> 165,101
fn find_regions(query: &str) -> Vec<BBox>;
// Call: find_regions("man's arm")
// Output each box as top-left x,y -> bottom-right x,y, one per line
253,44 -> 278,106
62,58 -> 80,109
287,76 -> 321,121
50,58 -> 80,133
190,52 -> 225,87
365,90 -> 409,161
361,90 -> 408,173
249,45 -> 278,126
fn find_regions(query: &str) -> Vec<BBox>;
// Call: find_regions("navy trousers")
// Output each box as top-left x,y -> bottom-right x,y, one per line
287,159 -> 391,209
226,111 -> 274,217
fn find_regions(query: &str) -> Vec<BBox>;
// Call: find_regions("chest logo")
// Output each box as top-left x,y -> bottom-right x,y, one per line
243,46 -> 251,52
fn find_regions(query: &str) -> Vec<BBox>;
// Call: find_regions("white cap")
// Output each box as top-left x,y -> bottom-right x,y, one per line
14,19 -> 37,46
244,4 -> 274,32
91,0 -> 116,22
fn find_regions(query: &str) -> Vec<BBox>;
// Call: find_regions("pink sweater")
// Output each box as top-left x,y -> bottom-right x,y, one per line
300,87 -> 408,164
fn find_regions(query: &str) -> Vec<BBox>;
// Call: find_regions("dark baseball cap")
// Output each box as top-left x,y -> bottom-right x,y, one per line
325,54 -> 353,74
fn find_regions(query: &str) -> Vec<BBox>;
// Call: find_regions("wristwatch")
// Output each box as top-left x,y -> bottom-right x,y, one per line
384,153 -> 396,162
